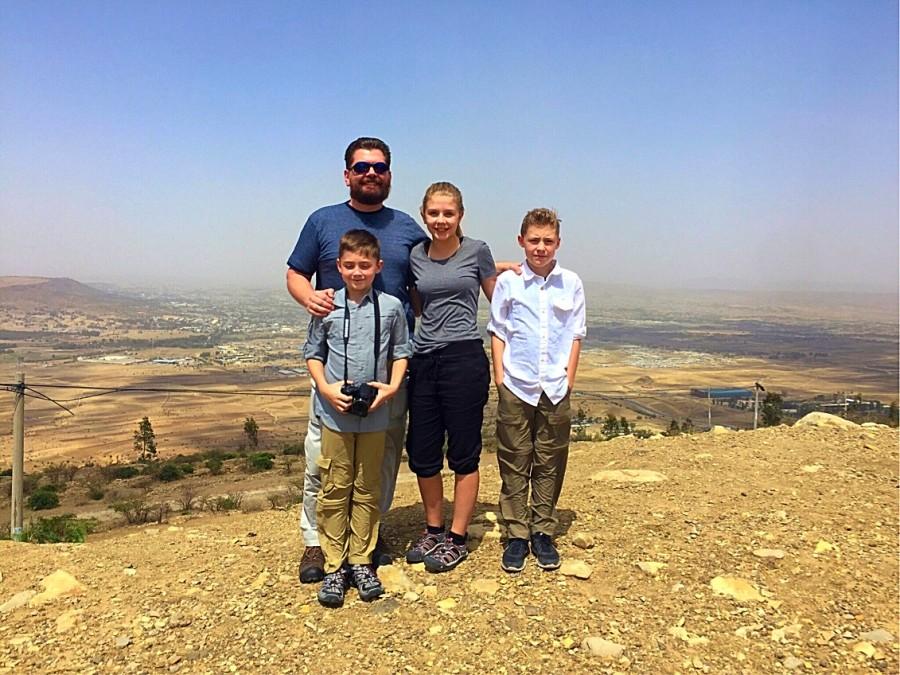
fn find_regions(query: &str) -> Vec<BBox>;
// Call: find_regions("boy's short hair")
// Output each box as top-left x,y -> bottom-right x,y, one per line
520,208 -> 561,236
344,137 -> 391,168
339,229 -> 381,260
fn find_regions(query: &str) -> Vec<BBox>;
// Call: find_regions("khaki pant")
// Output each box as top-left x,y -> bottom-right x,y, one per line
317,426 -> 385,573
496,384 -> 571,541
300,381 -> 406,547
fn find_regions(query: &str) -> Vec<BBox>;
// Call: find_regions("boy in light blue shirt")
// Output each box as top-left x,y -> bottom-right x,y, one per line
304,229 -> 410,607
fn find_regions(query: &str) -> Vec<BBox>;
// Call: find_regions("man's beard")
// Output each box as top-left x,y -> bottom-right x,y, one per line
350,177 -> 391,206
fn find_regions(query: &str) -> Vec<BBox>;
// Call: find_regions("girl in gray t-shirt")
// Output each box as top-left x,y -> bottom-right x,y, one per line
405,181 -> 497,573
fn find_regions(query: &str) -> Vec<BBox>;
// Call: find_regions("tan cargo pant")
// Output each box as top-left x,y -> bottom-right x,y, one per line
496,384 -> 571,541
316,426 -> 385,573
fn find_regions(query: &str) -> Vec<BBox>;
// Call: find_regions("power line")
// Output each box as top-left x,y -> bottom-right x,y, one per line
0,382 -> 309,402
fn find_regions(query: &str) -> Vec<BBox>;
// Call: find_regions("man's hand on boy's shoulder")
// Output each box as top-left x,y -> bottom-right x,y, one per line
319,381 -> 351,413
366,381 -> 398,412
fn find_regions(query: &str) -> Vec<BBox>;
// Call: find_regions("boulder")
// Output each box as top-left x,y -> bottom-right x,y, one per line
794,412 -> 859,429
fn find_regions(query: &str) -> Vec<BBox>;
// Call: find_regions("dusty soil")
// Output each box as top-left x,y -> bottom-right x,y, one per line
1,422 -> 897,674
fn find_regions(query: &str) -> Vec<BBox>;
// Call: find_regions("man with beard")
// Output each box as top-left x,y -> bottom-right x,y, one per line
287,137 -> 428,583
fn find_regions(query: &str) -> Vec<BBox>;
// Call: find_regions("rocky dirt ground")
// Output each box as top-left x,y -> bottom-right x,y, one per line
0,418 -> 897,674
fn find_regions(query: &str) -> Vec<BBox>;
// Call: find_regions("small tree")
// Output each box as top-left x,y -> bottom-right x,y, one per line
760,392 -> 783,427
244,417 -> 259,449
888,401 -> 898,427
667,419 -> 681,436
680,418 -> 694,435
619,416 -> 631,435
133,417 -> 157,462
602,413 -> 620,438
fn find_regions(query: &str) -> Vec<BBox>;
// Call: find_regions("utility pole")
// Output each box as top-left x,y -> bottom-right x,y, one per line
753,382 -> 765,430
11,366 -> 25,540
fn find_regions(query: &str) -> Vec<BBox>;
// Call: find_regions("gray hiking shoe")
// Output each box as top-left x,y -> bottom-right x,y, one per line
406,530 -> 446,564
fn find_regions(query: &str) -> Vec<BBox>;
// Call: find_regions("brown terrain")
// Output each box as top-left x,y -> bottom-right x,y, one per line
0,277 -> 897,672
0,417 -> 897,674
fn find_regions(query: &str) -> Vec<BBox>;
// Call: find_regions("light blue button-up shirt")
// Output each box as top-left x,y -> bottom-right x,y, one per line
304,288 -> 411,432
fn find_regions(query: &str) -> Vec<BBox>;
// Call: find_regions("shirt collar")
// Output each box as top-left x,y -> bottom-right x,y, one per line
522,260 -> 561,284
335,286 -> 376,306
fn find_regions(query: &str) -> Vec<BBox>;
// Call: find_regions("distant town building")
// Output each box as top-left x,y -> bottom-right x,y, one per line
690,387 -> 753,400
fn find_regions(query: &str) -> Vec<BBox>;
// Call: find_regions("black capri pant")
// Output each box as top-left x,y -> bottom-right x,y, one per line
406,340 -> 490,478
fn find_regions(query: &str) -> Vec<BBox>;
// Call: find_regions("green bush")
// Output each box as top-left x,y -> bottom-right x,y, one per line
158,463 -> 182,482
23,514 -> 97,543
27,487 -> 60,511
205,457 -> 224,475
103,465 -> 142,481
87,483 -> 105,500
245,453 -> 274,473
112,499 -> 151,524
207,493 -> 243,511
282,443 -> 303,456
0,467 -> 12,477
179,463 -> 194,474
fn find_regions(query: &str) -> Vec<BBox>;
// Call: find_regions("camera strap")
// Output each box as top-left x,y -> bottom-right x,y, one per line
342,290 -> 380,384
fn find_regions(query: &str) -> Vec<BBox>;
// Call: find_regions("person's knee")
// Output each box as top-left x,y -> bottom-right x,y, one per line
409,452 -> 443,478
448,456 -> 480,476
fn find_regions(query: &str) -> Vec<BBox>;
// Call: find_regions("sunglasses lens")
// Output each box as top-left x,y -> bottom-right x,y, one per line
351,162 -> 389,175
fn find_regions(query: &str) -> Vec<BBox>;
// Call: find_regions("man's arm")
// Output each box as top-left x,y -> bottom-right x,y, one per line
287,267 -> 335,317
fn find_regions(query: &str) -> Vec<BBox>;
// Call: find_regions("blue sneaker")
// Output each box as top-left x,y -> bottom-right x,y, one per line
501,538 -> 529,573
530,533 -> 560,570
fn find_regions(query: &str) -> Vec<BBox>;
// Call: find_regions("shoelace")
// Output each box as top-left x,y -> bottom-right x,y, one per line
322,573 -> 346,593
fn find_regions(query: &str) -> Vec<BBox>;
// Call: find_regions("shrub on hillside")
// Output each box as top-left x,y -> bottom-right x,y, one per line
157,463 -> 183,482
27,487 -> 60,511
282,443 -> 303,456
206,493 -> 244,511
23,514 -> 98,543
86,481 -> 106,501
245,453 -> 274,473
112,499 -> 152,524
179,463 -> 194,474
103,464 -> 142,481
205,457 -> 224,475
0,467 -> 12,477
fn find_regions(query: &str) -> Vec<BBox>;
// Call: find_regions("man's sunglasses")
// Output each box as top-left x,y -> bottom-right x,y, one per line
349,161 -> 390,175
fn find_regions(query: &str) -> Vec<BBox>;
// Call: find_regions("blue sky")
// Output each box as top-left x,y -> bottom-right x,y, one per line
1,1 -> 897,291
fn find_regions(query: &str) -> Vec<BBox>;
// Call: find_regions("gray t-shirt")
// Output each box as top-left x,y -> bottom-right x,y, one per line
409,236 -> 496,354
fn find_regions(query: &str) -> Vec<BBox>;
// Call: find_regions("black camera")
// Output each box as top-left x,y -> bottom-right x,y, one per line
341,382 -> 378,417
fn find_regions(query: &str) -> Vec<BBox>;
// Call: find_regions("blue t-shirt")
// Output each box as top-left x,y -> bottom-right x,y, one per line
287,202 -> 428,330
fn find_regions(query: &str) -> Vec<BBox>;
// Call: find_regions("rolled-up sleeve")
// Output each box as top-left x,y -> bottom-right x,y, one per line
390,306 -> 412,360
303,316 -> 328,362
569,277 -> 587,339
487,274 -> 511,340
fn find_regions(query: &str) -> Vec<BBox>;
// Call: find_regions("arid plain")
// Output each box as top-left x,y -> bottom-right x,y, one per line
0,277 -> 896,469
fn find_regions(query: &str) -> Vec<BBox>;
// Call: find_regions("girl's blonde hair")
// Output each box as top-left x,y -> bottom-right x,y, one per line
421,181 -> 464,238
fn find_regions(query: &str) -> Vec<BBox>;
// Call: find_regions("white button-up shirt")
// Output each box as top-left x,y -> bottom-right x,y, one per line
487,261 -> 586,405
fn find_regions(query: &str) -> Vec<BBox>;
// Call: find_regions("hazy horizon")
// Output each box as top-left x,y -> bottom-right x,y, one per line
2,2 -> 897,292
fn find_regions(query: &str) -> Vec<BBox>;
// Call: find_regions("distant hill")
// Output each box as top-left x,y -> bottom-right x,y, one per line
0,276 -> 144,312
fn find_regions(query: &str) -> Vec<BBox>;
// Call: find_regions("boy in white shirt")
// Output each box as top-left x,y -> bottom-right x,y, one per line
487,208 -> 586,573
